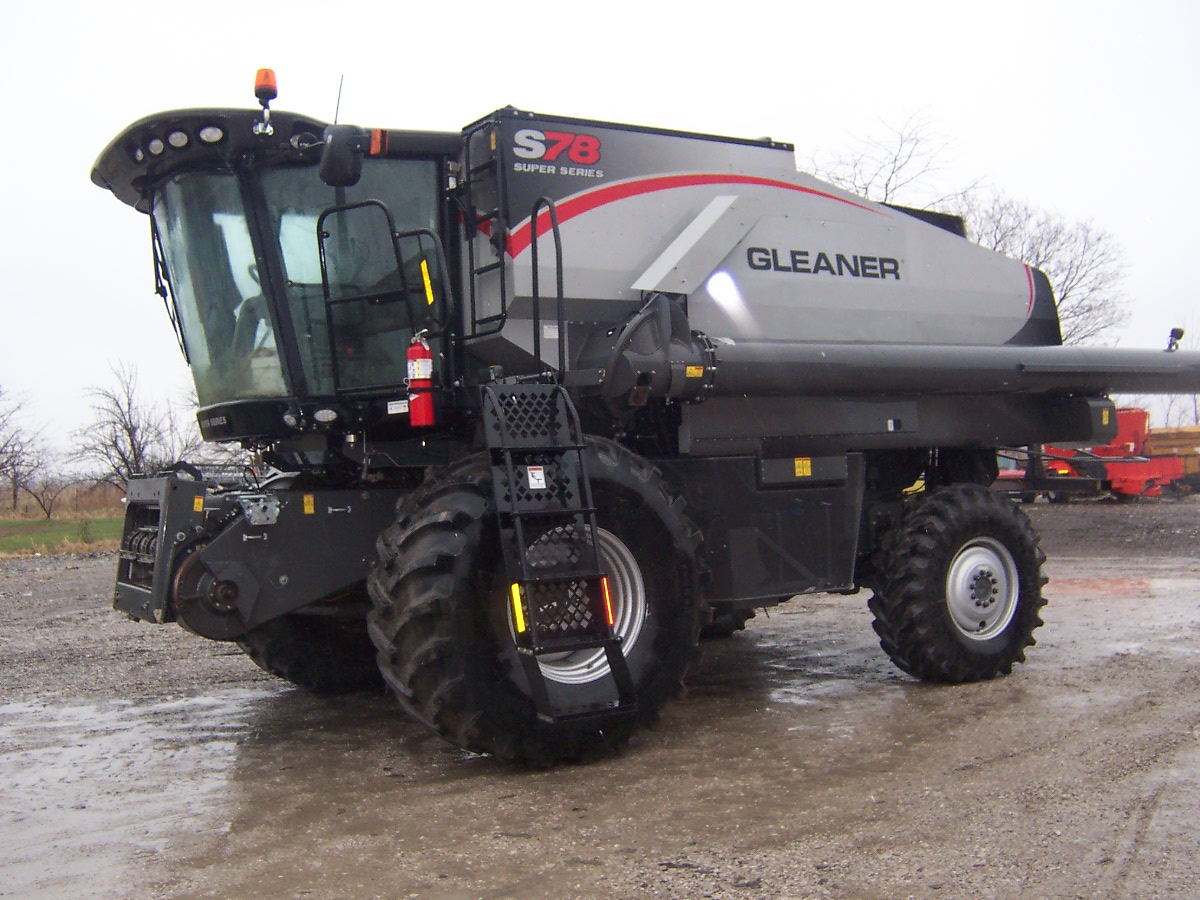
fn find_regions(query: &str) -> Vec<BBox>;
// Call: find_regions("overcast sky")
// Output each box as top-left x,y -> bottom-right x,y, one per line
2,0 -> 1196,448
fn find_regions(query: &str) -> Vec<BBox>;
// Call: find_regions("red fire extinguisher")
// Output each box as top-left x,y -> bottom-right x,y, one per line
406,332 -> 434,427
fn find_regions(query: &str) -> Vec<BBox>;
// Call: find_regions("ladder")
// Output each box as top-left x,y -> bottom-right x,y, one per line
457,117 -> 509,338
481,383 -> 637,724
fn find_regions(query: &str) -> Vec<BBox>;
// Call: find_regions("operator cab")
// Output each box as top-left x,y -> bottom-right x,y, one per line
90,73 -> 461,446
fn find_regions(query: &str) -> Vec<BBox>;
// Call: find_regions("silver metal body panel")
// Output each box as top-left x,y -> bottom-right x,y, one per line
475,113 -> 1057,356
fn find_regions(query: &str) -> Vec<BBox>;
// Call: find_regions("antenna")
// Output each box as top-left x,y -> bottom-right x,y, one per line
334,75 -> 345,125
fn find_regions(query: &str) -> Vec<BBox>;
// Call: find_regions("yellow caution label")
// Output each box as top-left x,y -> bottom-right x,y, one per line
303,494 -> 315,515
686,365 -> 704,379
420,259 -> 435,305
794,457 -> 813,478
192,496 -> 204,513
1102,408 -> 1110,426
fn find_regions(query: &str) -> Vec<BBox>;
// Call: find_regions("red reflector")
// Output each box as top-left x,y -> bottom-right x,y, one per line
601,576 -> 614,627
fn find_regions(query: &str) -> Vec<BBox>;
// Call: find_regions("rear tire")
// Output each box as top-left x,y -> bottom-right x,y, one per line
868,484 -> 1047,683
237,605 -> 383,695
367,438 -> 703,764
700,604 -> 756,639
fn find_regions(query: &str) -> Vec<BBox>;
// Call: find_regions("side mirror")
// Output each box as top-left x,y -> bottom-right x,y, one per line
319,125 -> 369,187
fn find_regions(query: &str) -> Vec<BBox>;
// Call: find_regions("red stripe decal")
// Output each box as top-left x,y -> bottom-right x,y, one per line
506,173 -> 884,258
1025,265 -> 1035,316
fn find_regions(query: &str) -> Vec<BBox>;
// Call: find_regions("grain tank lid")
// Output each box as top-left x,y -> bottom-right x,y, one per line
90,107 -> 332,212
472,106 -> 796,152
884,203 -> 967,237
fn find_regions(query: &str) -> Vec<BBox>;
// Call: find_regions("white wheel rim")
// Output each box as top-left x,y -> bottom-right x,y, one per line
945,537 -> 1020,641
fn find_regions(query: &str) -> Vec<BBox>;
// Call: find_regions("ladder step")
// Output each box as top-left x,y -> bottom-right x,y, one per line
519,636 -> 618,656
515,569 -> 603,586
502,503 -> 596,517
499,441 -> 588,454
535,703 -> 640,726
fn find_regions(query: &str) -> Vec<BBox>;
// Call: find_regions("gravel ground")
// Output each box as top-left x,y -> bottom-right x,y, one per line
1,496 -> 1197,899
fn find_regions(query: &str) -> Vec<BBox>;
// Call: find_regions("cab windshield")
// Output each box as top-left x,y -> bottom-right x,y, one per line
152,159 -> 440,406
153,173 -> 282,406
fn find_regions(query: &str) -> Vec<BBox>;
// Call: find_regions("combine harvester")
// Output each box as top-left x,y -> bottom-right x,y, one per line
90,70 -> 1200,762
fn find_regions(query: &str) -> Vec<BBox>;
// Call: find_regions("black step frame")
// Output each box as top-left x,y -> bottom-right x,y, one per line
481,383 -> 637,724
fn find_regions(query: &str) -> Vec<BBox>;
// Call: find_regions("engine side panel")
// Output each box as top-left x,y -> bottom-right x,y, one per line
658,454 -> 864,605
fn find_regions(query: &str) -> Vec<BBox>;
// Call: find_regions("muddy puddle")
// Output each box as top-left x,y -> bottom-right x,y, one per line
2,553 -> 1199,899
0,687 -> 286,899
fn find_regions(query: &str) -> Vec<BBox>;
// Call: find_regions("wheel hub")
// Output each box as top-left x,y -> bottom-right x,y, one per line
945,538 -> 1019,641
970,570 -> 998,608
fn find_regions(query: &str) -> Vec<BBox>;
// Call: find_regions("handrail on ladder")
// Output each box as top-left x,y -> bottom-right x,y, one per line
529,197 -> 566,378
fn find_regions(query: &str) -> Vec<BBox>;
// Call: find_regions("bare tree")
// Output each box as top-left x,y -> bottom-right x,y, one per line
22,451 -> 74,520
1,387 -> 37,510
74,364 -> 204,489
810,118 -> 1129,346
1,387 -> 20,475
1153,320 -> 1200,426
1159,393 -> 1200,427
948,190 -> 1128,345
807,113 -> 952,205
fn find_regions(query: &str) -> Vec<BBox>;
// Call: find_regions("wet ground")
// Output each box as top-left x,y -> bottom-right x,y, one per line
1,498 -> 1198,899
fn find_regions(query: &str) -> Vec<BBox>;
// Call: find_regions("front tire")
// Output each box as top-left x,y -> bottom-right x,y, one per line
868,484 -> 1047,683
367,438 -> 703,764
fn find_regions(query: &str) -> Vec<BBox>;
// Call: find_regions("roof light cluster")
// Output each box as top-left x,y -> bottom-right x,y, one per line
126,70 -> 277,163
129,123 -> 226,164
